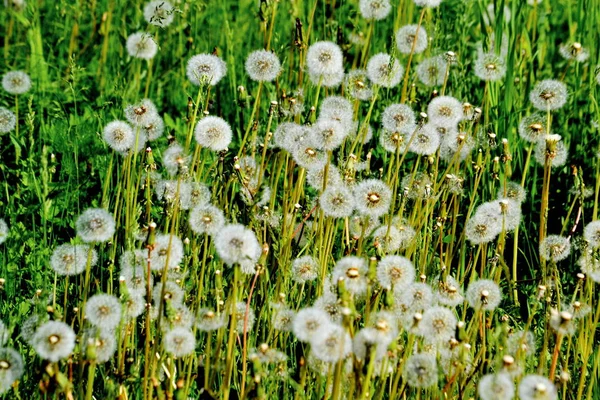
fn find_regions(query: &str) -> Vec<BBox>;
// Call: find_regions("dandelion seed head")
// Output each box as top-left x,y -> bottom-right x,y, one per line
539,235 -> 571,262
152,281 -> 185,308
50,244 -> 97,276
308,69 -> 344,88
194,116 -> 232,151
518,375 -> 557,400
435,275 -> 464,307
403,353 -> 438,388
3,0 -> 26,11
419,306 -> 457,343
189,204 -> 225,236
245,50 -> 282,82
162,143 -> 188,176
164,328 -> 196,357
197,308 -> 227,331
371,225 -> 404,253
271,304 -> 296,332
354,179 -> 392,218
83,328 -> 117,363
395,24 -> 428,54
518,113 -> 548,143
558,42 -> 589,63
396,282 -> 434,311
359,0 -> 391,20
382,103 -> 416,133
234,301 -> 256,332
143,114 -> 165,141
143,0 -> 175,27
306,41 -> 344,77
401,172 -> 434,199
0,347 -> 23,394
367,53 -> 403,88
440,129 -> 474,161
120,259 -> 152,295
320,184 -> 355,218
466,279 -> 502,311
0,107 -> 16,135
126,32 -> 157,59
215,224 -> 261,273
186,53 -> 227,86
474,52 -> 507,81
85,293 -> 122,330
311,119 -> 347,150
529,80 -> 568,111
409,123 -> 441,155
148,233 -> 184,271
416,55 -> 447,86
332,256 -> 369,297
311,324 -> 352,363
478,372 -> 515,400
498,181 -> 527,203
76,208 -> 116,243
465,212 -> 502,245
292,139 -> 328,172
32,321 -> 76,362
2,70 -> 31,95
292,307 -> 331,342
124,98 -> 159,127
353,327 -> 389,361
507,330 -> 536,357
102,120 -> 135,154
427,96 -> 464,127
123,294 -> 146,319
583,220 -> 600,248
345,69 -> 372,101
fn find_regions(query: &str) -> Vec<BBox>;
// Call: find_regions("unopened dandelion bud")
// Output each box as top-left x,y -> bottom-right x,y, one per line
503,355 -> 514,367
577,273 -> 585,280
419,274 -> 426,282
560,371 -> 570,382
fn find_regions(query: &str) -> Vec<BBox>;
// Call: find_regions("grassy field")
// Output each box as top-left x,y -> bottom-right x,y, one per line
1,0 -> 600,398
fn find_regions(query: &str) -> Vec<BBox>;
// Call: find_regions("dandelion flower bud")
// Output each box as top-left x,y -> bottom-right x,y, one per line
194,116 -> 232,151
306,41 -> 344,78
214,224 -> 261,274
0,347 -> 24,394
345,69 -> 373,101
359,0 -> 391,20
466,279 -> 502,311
32,321 -> 76,362
539,235 -> 570,262
518,375 -> 557,400
186,53 -> 227,86
245,49 -> 281,82
403,353 -> 438,388
126,32 -> 157,60
102,120 -> 135,154
395,24 -> 428,54
76,208 -> 116,243
0,107 -> 16,135
143,0 -> 175,27
478,372 -> 515,400
529,79 -> 568,111
416,55 -> 447,86
354,179 -> 392,218
50,244 -> 97,276
427,96 -> 464,127
311,324 -> 352,363
189,204 -> 225,236
292,307 -> 331,342
164,328 -> 196,357
2,70 -> 31,95
558,42 -> 589,63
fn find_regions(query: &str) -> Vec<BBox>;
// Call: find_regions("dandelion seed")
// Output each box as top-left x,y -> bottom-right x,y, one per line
427,96 -> 464,127
50,244 -> 97,276
435,275 -> 464,307
332,256 -> 369,297
0,107 -> 16,135
403,353 -> 438,388
164,328 -> 196,357
359,0 -> 391,20
234,301 -> 256,332
529,80 -> 568,111
245,50 -> 281,82
2,70 -> 31,95
377,255 -> 415,292
409,123 -> 441,155
478,372 -> 515,400
345,69 -> 372,101
539,235 -> 571,262
187,53 -> 227,86
382,103 -> 416,133
354,179 -> 392,218
558,42 -> 589,63
143,0 -> 175,27
466,279 -> 502,311
194,116 -> 232,151
474,52 -> 507,81
518,375 -> 557,400
76,208 -> 116,243
102,120 -> 135,154
85,293 -> 122,330
311,324 -> 352,363
32,321 -> 76,362
126,32 -> 157,59
292,307 -> 331,342
416,55 -> 447,86
320,184 -> 355,218
197,308 -> 227,331
0,347 -> 23,395
419,306 -> 457,343
215,224 -> 261,274
366,53 -> 403,88
149,234 -> 184,271
306,41 -> 344,77
0,219 -> 9,244
395,24 -> 428,54
124,98 -> 159,127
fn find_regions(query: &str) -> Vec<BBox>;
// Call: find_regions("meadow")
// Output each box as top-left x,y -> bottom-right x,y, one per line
1,0 -> 600,398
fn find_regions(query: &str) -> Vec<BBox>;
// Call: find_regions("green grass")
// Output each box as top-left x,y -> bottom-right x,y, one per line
1,0 -> 600,398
